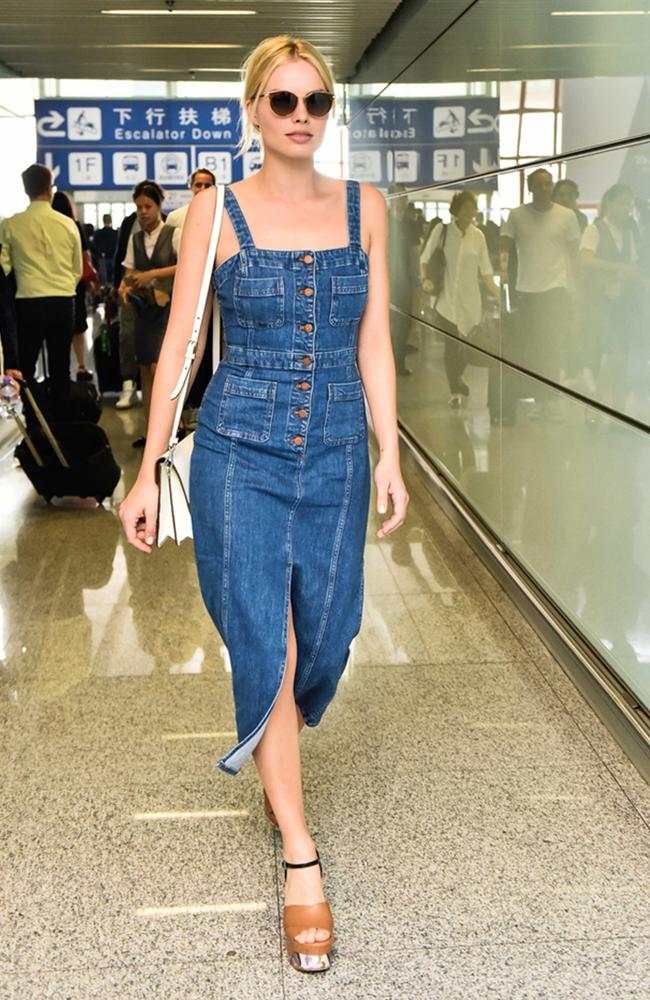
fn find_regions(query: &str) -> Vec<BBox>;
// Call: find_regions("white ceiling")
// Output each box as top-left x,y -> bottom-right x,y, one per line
3,0 -> 648,92
0,0 -> 405,82
354,0 -> 650,84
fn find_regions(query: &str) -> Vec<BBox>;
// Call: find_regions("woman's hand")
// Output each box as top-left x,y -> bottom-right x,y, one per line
130,270 -> 152,290
119,478 -> 160,553
374,456 -> 409,538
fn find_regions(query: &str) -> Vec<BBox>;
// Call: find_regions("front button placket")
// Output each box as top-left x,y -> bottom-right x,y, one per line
288,251 -> 316,453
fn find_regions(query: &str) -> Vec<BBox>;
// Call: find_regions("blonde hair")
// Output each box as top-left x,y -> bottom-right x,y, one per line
238,36 -> 336,157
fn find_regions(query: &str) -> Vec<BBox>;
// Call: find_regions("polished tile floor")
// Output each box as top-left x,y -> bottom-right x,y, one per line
1,402 -> 650,999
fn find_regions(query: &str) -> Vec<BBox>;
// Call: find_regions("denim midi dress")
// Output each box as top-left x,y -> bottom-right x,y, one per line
190,181 -> 371,775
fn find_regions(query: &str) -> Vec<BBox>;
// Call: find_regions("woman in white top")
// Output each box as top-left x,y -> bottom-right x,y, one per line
420,191 -> 497,406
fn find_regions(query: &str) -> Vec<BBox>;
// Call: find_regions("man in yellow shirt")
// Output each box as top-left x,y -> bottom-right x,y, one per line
0,163 -> 82,397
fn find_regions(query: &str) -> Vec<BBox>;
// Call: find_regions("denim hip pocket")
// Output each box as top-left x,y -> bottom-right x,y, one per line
323,380 -> 366,446
329,274 -> 369,326
234,275 -> 284,328
217,374 -> 277,442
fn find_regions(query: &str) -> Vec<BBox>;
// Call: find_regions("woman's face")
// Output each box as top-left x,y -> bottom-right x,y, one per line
456,198 -> 477,226
249,57 -> 332,161
135,194 -> 161,231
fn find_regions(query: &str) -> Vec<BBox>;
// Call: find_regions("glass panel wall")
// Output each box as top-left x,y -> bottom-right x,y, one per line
348,0 -> 650,718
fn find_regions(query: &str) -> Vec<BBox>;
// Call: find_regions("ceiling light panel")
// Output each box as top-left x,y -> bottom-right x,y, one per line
101,8 -> 257,14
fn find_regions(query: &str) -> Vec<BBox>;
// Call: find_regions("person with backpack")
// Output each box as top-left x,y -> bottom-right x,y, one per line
421,191 -> 497,407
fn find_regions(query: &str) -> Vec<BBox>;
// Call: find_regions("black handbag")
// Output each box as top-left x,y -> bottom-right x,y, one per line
426,223 -> 448,296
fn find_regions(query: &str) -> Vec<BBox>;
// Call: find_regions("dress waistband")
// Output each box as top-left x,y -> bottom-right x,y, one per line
223,346 -> 357,370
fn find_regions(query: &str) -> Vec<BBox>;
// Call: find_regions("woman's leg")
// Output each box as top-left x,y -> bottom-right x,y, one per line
253,603 -> 329,945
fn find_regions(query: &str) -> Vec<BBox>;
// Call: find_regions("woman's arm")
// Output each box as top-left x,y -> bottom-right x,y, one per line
420,224 -> 442,292
119,186 -> 218,552
482,274 -> 500,297
478,230 -> 499,298
129,229 -> 181,287
130,264 -> 178,288
356,183 -> 409,538
580,248 -> 640,279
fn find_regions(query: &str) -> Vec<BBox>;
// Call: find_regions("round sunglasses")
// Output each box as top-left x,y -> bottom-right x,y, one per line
258,90 -> 335,118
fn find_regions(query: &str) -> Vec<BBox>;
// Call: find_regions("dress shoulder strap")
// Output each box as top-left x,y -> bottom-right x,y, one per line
224,186 -> 255,249
346,179 -> 361,249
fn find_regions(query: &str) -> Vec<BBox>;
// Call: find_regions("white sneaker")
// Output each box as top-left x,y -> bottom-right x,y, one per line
116,380 -> 137,410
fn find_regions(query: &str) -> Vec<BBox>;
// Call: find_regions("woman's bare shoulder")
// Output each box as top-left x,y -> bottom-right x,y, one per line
359,182 -> 387,218
182,184 -> 218,238
178,186 -> 227,269
359,183 -> 387,253
227,178 -> 257,198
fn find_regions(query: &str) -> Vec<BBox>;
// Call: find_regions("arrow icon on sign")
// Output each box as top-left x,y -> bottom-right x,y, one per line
472,147 -> 498,173
467,109 -> 499,134
37,110 -> 65,137
43,152 -> 61,184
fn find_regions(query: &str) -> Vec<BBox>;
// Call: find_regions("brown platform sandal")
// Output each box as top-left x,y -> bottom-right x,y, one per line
282,852 -> 333,973
263,790 -> 279,830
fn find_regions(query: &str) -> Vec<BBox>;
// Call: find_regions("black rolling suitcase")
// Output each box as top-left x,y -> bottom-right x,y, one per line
22,377 -> 102,427
14,383 -> 121,504
93,297 -> 123,394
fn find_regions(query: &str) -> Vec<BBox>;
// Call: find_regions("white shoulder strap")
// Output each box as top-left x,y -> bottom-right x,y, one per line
167,184 -> 225,448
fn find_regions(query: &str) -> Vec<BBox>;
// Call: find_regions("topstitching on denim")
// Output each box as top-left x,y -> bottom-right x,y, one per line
190,180 -> 371,775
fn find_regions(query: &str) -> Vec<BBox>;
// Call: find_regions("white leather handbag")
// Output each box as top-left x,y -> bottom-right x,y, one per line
156,184 -> 225,546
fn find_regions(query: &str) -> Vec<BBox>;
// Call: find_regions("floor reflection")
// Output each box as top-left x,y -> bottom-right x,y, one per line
396,318 -> 650,707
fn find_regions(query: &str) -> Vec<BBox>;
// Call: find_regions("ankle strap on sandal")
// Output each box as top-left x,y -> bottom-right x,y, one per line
282,851 -> 322,880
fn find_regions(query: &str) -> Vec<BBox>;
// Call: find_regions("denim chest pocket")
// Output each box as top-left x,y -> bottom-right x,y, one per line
329,273 -> 369,326
217,374 -> 277,442
324,380 -> 366,446
234,275 -> 284,329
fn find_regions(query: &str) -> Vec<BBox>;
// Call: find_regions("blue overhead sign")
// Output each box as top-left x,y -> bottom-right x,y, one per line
348,97 -> 500,190
35,99 -> 260,190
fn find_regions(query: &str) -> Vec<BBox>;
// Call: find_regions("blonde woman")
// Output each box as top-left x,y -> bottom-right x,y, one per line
119,36 -> 408,973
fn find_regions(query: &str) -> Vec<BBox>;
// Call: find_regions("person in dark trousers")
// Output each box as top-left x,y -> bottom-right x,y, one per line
0,163 -> 82,401
113,209 -> 140,409
92,214 -> 118,286
0,260 -> 20,379
501,168 -> 581,386
52,190 -> 99,380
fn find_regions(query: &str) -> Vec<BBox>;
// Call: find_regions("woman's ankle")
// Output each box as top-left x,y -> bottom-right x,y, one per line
282,833 -> 317,862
